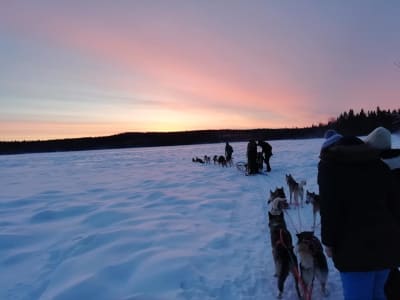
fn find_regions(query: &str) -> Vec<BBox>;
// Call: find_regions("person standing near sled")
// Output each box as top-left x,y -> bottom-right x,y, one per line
225,142 -> 234,165
247,139 -> 258,174
258,140 -> 273,172
364,127 -> 400,300
318,130 -> 400,300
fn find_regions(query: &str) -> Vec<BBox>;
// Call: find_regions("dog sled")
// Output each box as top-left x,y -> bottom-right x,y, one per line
236,161 -> 268,176
236,161 -> 247,173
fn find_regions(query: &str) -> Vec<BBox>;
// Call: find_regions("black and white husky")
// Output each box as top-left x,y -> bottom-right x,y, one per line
296,231 -> 329,298
268,188 -> 300,299
268,187 -> 289,215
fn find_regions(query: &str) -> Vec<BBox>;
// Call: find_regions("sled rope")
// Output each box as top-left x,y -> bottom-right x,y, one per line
283,210 -> 300,234
296,203 -> 303,232
281,212 -> 316,300
291,265 -> 310,300
277,229 -> 306,300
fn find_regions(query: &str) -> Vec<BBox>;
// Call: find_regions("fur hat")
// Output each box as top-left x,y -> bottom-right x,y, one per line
364,127 -> 391,150
321,130 -> 343,150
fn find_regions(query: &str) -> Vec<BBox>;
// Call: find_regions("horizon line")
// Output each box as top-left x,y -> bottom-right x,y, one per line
0,125 -> 324,143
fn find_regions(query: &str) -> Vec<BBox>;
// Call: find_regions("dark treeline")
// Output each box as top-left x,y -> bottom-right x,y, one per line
327,107 -> 400,136
0,128 -> 324,155
1,107 -> 399,155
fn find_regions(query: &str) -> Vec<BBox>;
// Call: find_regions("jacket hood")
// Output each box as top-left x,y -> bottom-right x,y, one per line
320,143 -> 380,165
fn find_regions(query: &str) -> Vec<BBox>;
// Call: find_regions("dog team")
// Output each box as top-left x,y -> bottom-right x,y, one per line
192,154 -> 233,167
192,142 -> 234,167
193,140 -> 274,175
268,182 -> 328,300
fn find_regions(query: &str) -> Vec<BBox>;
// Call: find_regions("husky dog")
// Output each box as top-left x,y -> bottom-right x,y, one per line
217,155 -> 227,167
268,187 -> 289,215
305,190 -> 321,228
285,174 -> 306,206
268,188 -> 300,298
270,187 -> 286,199
213,155 -> 218,164
296,231 -> 329,298
192,157 -> 205,164
203,155 -> 211,164
268,212 -> 301,299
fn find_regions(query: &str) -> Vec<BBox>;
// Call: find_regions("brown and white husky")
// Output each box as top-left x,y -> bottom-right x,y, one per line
296,231 -> 329,298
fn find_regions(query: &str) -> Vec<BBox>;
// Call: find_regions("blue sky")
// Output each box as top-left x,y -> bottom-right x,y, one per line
1,1 -> 399,140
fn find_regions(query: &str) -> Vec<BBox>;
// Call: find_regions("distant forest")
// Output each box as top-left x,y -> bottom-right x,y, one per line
1,107 -> 399,155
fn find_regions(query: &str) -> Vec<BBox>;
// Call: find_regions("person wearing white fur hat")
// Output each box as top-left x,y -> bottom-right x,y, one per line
364,126 -> 400,300
365,126 -> 400,171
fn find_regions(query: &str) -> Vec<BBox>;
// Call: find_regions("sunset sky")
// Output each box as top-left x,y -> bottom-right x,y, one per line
1,1 -> 400,141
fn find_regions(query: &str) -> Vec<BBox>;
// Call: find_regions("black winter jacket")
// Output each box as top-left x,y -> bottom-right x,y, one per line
318,143 -> 400,272
381,149 -> 400,224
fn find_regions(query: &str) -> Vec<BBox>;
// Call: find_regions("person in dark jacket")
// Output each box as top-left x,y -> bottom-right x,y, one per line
364,127 -> 400,300
225,142 -> 234,164
318,131 -> 400,300
257,140 -> 273,172
246,140 -> 258,174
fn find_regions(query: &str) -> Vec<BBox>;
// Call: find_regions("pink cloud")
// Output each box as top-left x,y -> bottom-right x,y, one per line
2,8 -> 319,126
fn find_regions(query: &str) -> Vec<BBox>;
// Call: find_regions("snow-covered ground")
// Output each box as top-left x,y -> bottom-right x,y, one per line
1,136 -> 399,300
